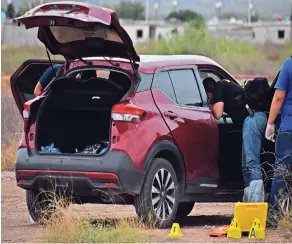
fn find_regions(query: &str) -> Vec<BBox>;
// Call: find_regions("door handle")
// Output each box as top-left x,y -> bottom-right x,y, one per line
164,111 -> 178,119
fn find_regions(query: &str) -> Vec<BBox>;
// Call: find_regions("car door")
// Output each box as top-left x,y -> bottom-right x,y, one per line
198,68 -> 244,188
11,59 -> 65,115
152,66 -> 219,189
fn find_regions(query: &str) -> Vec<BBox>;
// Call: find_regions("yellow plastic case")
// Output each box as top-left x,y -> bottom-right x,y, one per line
233,202 -> 268,232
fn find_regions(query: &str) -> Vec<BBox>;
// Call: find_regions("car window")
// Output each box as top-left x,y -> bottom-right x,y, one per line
157,72 -> 177,102
169,69 -> 203,107
199,70 -> 221,82
136,72 -> 153,92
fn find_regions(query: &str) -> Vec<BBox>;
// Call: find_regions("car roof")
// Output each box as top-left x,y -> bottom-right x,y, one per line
83,55 -> 222,73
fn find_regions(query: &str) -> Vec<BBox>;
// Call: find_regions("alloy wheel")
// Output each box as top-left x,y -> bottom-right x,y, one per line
151,168 -> 176,220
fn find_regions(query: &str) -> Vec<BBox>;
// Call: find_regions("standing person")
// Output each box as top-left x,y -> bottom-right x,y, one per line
34,63 -> 63,96
265,57 -> 292,228
203,78 -> 267,202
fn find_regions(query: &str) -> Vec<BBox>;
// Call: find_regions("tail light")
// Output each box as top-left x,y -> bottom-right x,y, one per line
23,103 -> 31,120
111,103 -> 146,124
21,98 -> 40,151
23,96 -> 41,122
23,102 -> 32,132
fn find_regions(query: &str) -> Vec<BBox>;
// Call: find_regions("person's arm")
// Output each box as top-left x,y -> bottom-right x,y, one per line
267,89 -> 286,125
34,82 -> 43,96
33,64 -> 60,97
210,102 -> 224,119
209,81 -> 224,119
265,59 -> 290,140
267,60 -> 289,125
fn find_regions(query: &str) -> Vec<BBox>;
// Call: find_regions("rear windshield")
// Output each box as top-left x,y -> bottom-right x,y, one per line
49,25 -> 123,44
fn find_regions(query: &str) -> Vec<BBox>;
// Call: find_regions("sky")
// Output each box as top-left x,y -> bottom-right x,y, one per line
4,0 -> 292,19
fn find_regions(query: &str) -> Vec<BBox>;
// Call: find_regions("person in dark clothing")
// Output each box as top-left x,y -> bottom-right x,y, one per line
34,64 -> 63,96
203,78 -> 267,202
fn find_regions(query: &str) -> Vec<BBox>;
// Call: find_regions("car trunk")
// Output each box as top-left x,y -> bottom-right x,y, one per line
36,70 -> 132,155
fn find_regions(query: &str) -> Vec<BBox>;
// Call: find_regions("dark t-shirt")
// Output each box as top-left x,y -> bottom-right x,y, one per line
39,64 -> 62,89
212,80 -> 249,129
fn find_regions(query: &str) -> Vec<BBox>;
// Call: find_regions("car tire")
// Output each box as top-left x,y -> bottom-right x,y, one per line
26,190 -> 68,224
134,158 -> 180,228
176,202 -> 195,217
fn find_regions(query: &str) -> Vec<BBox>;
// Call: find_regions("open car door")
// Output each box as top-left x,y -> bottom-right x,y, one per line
11,59 -> 64,115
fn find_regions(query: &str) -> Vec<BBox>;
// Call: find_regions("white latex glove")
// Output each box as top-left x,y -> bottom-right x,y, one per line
265,124 -> 275,142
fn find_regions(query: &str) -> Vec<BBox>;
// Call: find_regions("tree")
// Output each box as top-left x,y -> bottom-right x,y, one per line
6,2 -> 15,19
166,10 -> 204,27
113,1 -> 145,20
251,11 -> 260,22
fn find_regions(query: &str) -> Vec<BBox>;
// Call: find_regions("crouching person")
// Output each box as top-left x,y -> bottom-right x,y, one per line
203,78 -> 267,202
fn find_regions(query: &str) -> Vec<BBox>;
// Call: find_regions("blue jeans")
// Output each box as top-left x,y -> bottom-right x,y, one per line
268,130 -> 292,226
242,112 -> 267,199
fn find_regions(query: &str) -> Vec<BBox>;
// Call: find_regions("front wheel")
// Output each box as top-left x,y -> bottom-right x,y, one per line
134,158 -> 180,228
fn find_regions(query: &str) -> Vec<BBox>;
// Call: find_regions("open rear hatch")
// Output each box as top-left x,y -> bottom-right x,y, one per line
12,2 -> 140,114
15,1 -> 139,61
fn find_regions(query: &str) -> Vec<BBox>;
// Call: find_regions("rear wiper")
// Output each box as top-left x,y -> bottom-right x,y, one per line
66,7 -> 79,14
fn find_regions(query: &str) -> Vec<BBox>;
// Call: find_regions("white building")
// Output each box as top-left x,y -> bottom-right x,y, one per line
207,18 -> 292,44
1,19 -> 186,46
120,19 -> 185,44
252,21 -> 291,44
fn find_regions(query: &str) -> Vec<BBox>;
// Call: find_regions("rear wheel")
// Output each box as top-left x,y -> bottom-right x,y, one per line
26,190 -> 69,224
176,202 -> 195,217
134,158 -> 180,228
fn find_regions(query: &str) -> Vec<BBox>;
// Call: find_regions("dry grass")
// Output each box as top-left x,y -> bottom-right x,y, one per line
1,45 -> 63,75
265,144 -> 292,232
35,191 -> 145,243
44,216 -> 144,243
1,76 -> 23,170
1,138 -> 20,171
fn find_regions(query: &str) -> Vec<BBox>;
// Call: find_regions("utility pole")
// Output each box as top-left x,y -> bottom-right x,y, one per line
28,0 -> 33,9
247,0 -> 253,25
145,0 -> 150,23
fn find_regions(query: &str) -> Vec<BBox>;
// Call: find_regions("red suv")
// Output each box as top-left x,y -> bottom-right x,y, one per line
13,2 -> 277,228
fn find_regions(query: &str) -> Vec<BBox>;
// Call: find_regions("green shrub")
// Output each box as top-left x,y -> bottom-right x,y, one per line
136,27 -> 282,75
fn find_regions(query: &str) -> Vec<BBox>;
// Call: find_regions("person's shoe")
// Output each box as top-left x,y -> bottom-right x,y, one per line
243,186 -> 250,202
248,180 -> 265,202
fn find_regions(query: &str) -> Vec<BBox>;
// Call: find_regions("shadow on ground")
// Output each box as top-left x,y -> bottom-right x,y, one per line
88,215 -> 232,229
176,215 -> 232,227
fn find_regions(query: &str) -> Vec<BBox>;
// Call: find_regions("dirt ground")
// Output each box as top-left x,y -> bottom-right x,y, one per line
2,171 -> 292,243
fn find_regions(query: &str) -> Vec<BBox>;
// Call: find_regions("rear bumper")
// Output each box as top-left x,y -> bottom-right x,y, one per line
15,148 -> 145,195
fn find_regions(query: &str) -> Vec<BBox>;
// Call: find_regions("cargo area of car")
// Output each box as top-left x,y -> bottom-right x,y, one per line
36,69 -> 132,155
